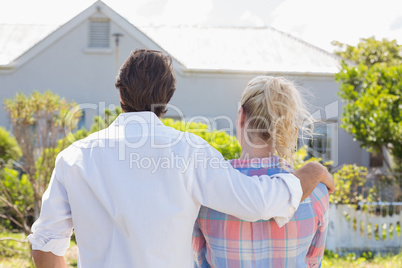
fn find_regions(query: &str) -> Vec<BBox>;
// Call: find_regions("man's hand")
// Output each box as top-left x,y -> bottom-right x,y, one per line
32,250 -> 67,268
292,162 -> 335,201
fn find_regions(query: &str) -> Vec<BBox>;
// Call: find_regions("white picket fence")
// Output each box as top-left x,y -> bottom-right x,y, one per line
326,203 -> 402,254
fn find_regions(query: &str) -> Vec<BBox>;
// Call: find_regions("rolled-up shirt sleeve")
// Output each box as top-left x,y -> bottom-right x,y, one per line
189,145 -> 302,225
27,168 -> 73,256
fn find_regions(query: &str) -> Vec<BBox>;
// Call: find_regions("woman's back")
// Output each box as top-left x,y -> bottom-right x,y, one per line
193,156 -> 329,268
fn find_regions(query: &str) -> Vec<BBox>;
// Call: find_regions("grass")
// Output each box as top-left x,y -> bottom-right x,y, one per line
0,231 -> 77,268
322,249 -> 402,268
1,232 -> 401,267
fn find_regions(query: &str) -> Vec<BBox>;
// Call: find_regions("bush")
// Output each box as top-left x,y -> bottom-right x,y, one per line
3,91 -> 82,233
162,118 -> 241,160
329,164 -> 378,204
293,145 -> 332,170
0,127 -> 22,165
0,168 -> 33,231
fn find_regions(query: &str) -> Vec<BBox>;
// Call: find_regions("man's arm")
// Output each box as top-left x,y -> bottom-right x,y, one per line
32,250 -> 67,268
188,144 -> 302,223
293,162 -> 335,201
27,157 -> 73,266
188,142 -> 334,223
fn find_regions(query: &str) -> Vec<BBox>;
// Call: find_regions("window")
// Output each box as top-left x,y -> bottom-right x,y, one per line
89,20 -> 110,48
299,121 -> 338,165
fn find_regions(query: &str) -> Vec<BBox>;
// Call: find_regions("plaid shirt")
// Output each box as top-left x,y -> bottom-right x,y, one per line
192,156 -> 329,268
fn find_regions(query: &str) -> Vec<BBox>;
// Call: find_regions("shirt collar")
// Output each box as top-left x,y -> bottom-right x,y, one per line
110,112 -> 164,127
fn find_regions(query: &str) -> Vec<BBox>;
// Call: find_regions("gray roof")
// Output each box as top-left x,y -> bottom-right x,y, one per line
0,23 -> 341,74
141,25 -> 341,74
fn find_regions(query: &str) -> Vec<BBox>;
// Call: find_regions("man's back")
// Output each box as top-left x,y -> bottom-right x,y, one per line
52,112 -> 204,267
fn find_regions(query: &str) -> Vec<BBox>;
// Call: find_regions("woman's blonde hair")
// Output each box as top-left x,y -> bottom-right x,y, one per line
240,76 -> 313,163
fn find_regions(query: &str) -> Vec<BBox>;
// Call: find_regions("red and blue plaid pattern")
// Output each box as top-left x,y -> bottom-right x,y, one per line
192,156 -> 329,268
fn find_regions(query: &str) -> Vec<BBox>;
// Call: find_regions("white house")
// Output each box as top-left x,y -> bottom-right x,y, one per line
0,1 -> 369,167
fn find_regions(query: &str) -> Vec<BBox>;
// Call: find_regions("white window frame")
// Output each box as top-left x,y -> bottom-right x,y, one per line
300,120 -> 338,165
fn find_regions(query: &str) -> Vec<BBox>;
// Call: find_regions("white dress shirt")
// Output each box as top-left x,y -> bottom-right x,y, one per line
28,112 -> 302,268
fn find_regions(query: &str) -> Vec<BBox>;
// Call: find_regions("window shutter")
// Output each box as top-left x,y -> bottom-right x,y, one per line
89,20 -> 110,48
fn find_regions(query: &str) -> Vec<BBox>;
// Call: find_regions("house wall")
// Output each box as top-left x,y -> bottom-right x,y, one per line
170,72 -> 368,167
0,17 -> 368,167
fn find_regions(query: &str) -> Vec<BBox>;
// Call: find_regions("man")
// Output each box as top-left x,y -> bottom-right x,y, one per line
28,49 -> 334,267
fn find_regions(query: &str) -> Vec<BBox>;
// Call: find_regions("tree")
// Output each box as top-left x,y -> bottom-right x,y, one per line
3,91 -> 82,233
332,38 -> 402,66
333,37 -> 402,175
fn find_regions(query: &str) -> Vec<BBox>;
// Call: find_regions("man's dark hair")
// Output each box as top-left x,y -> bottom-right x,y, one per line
115,49 -> 176,117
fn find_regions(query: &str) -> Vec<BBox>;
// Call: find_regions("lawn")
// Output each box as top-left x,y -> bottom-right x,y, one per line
322,249 -> 402,268
1,232 -> 401,267
0,232 -> 77,268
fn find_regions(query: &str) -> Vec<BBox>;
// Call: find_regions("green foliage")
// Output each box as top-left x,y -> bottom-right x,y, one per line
0,232 -> 31,261
2,91 -> 83,233
334,37 -> 402,174
329,164 -> 376,204
57,129 -> 90,151
90,106 -> 122,133
293,146 -> 333,170
0,168 -> 34,230
333,37 -> 402,66
336,63 -> 402,159
162,118 -> 241,160
4,91 -> 82,130
0,127 -> 22,164
322,249 -> 402,268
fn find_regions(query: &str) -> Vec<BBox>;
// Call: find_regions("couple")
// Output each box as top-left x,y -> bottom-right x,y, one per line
28,49 -> 333,268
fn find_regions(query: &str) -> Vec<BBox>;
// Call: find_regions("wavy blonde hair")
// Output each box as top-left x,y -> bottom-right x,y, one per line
240,76 -> 313,163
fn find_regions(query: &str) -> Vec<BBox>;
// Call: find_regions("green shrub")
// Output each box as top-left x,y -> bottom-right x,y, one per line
0,127 -> 22,165
162,118 -> 241,160
293,145 -> 332,170
329,164 -> 378,204
0,168 -> 33,230
90,106 -> 122,133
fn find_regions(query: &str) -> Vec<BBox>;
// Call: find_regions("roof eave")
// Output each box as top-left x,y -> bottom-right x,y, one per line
182,68 -> 337,77
0,64 -> 14,70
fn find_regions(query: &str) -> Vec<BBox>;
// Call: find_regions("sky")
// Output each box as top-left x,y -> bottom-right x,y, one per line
0,0 -> 401,52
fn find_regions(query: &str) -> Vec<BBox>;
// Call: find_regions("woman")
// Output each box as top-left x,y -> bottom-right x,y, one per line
193,76 -> 329,268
